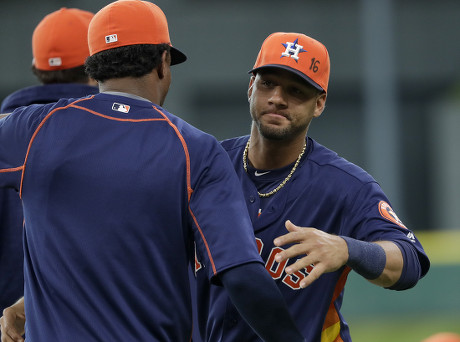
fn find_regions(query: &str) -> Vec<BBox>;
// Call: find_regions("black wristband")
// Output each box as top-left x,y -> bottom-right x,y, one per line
341,236 -> 386,280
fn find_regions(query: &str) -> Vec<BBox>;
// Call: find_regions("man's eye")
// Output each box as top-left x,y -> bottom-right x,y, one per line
290,88 -> 303,95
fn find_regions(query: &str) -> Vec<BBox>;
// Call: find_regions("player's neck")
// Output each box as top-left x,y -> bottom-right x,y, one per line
98,73 -> 165,106
247,130 -> 307,170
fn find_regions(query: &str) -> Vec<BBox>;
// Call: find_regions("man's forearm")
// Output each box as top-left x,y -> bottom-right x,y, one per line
370,241 -> 404,287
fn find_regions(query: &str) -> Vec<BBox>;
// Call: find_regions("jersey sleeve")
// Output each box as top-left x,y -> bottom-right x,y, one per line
188,139 -> 263,283
342,181 -> 430,277
0,105 -> 49,190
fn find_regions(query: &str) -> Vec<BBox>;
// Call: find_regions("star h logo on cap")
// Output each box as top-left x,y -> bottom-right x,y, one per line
281,39 -> 306,62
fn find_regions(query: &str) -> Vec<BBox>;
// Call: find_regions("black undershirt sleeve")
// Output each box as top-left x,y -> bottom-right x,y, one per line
219,261 -> 305,342
386,240 -> 422,291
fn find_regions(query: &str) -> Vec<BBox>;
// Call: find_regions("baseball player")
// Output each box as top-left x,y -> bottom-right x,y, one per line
0,8 -> 98,316
0,2 -> 305,342
192,32 -> 430,341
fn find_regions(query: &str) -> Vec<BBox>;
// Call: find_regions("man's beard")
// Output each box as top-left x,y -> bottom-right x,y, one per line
255,119 -> 308,141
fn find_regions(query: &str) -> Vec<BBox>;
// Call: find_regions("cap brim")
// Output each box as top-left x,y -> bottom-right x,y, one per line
170,47 -> 187,65
248,65 -> 324,92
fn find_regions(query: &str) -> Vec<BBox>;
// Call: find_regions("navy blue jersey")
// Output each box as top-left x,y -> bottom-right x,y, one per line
193,136 -> 430,342
0,83 -> 98,314
0,188 -> 24,311
0,83 -> 98,113
0,94 -> 262,341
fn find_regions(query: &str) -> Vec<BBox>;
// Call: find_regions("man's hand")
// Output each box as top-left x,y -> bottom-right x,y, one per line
1,297 -> 25,342
273,220 -> 349,289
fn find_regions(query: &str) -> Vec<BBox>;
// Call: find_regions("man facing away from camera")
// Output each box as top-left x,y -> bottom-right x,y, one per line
0,2 -> 305,341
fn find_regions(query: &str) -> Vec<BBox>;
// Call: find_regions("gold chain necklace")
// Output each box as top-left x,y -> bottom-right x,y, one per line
243,139 -> 306,198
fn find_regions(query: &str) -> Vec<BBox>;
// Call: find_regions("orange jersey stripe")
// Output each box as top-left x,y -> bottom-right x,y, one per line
188,207 -> 217,275
152,106 -> 193,201
0,166 -> 24,173
321,266 -> 351,342
71,103 -> 168,123
151,107 -> 217,275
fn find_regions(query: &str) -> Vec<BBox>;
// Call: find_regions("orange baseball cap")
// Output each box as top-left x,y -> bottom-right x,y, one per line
422,333 -> 460,342
249,32 -> 330,93
88,0 -> 186,65
32,8 -> 94,71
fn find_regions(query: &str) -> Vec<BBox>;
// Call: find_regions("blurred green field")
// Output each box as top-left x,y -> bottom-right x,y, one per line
347,313 -> 460,342
342,230 -> 460,342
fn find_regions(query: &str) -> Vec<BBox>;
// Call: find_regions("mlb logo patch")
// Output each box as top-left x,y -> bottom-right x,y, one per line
105,34 -> 118,44
112,103 -> 130,113
48,57 -> 62,67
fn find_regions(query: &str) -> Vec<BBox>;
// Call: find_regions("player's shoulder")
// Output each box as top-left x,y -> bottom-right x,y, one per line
8,98 -> 71,124
1,98 -> 76,143
220,136 -> 249,155
0,86 -> 38,112
163,109 -> 220,146
154,106 -> 228,161
308,138 -> 375,184
1,84 -> 98,113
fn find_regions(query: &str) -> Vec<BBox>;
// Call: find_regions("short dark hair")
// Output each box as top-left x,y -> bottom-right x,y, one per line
85,44 -> 170,82
32,65 -> 90,84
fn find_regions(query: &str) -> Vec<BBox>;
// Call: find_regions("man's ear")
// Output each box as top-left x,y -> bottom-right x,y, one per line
157,50 -> 170,79
313,93 -> 327,118
247,75 -> 256,102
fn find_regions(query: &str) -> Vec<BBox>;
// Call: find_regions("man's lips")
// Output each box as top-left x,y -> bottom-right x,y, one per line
261,111 -> 290,121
